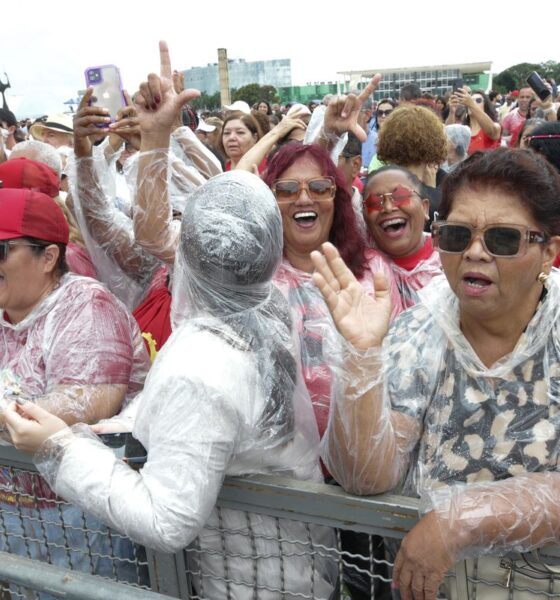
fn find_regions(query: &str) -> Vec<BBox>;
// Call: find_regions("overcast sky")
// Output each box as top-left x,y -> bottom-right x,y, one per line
3,0 -> 557,117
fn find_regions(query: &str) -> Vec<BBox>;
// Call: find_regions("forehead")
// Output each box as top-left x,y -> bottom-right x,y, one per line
281,156 -> 323,180
447,186 -> 538,227
367,169 -> 414,192
519,88 -> 533,98
224,119 -> 249,131
378,102 -> 393,110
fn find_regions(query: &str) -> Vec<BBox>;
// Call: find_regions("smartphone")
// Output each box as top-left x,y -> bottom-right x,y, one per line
452,78 -> 464,92
98,432 -> 147,467
526,72 -> 551,102
84,65 -> 125,121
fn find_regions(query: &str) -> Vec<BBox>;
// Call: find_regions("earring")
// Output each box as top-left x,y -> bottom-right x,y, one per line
537,272 -> 549,284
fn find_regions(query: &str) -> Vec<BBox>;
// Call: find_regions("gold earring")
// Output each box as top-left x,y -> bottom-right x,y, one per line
537,272 -> 549,284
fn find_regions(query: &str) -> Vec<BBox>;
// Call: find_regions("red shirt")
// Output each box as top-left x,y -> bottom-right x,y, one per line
468,129 -> 500,154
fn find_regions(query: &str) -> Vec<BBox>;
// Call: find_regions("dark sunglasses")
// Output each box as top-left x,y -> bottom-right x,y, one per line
272,177 -> 335,203
363,184 -> 419,213
0,241 -> 47,262
431,221 -> 548,257
377,109 -> 393,117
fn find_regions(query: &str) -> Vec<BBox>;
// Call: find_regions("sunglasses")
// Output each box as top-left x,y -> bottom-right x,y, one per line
363,184 -> 419,213
272,177 -> 335,203
0,241 -> 47,263
377,109 -> 393,117
431,221 -> 548,257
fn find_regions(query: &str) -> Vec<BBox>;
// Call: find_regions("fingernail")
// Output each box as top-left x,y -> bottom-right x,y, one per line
145,104 -> 150,111
151,103 -> 157,110
155,96 -> 161,104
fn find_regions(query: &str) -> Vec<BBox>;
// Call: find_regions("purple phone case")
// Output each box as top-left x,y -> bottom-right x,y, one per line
84,64 -> 125,121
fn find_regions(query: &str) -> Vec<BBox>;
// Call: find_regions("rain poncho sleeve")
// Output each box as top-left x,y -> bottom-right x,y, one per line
323,269 -> 560,558
0,274 -> 149,425
274,249 -> 402,446
133,128 -> 222,265
67,150 -> 160,311
32,172 -> 335,598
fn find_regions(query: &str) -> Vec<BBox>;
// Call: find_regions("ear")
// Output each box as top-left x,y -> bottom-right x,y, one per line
421,198 -> 430,221
42,244 -> 61,275
541,235 -> 560,273
350,156 -> 362,179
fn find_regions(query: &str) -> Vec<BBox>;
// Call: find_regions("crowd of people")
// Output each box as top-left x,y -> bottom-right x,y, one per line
1,41 -> 560,600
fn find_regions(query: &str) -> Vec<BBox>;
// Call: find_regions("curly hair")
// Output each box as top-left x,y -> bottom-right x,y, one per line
377,104 -> 447,166
263,144 -> 367,278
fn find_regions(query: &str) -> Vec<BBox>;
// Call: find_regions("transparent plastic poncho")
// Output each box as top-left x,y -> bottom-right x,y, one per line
322,270 -> 560,560
0,274 -> 149,426
34,171 -> 336,598
68,127 -> 221,310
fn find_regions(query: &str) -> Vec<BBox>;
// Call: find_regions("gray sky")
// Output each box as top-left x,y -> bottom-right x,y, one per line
3,0 -> 557,117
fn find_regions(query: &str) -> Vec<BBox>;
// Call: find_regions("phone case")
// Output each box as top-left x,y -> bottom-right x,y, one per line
526,72 -> 550,102
84,64 -> 125,120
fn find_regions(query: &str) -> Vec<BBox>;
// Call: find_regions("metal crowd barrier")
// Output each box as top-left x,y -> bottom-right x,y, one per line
0,444 -> 558,599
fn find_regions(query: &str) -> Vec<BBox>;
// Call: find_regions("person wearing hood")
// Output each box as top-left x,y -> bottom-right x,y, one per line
5,170 -> 336,599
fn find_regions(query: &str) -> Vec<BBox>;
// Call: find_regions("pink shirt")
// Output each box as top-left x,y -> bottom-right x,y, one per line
0,274 -> 149,400
502,108 -> 526,147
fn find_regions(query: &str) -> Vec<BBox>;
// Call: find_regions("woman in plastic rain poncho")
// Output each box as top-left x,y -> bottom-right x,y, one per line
6,170 -> 336,600
310,148 -> 560,600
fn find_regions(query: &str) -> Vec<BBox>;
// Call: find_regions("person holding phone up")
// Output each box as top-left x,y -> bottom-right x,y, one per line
447,88 -> 501,153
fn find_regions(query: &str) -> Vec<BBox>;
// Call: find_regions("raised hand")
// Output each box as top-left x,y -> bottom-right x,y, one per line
73,88 -> 112,158
311,242 -> 392,350
134,41 -> 201,141
323,74 -> 382,142
108,91 -> 141,150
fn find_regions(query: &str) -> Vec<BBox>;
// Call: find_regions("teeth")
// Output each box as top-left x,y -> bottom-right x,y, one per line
294,211 -> 317,220
466,277 -> 490,287
381,218 -> 406,230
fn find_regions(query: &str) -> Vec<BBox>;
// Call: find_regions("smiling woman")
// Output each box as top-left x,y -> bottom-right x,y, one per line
364,166 -> 443,306
263,143 -> 402,440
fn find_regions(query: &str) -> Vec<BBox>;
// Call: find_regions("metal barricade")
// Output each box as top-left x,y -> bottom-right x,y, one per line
0,445 -> 557,599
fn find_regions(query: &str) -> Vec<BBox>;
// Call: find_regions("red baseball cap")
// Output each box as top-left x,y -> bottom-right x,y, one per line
0,158 -> 59,198
0,188 -> 69,243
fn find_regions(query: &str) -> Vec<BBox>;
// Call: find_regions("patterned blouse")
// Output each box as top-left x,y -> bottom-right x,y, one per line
383,273 -> 560,497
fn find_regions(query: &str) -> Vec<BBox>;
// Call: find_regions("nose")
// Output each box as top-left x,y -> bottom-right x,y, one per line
380,194 -> 397,213
462,232 -> 492,261
294,185 -> 313,205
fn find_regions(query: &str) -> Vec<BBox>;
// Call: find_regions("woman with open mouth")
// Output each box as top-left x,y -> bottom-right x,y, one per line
263,143 -> 403,441
364,165 -> 443,307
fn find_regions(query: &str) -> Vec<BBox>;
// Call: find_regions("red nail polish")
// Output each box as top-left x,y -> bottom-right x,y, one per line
151,103 -> 157,110
155,96 -> 161,104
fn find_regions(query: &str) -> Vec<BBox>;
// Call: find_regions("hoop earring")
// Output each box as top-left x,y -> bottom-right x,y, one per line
537,272 -> 549,284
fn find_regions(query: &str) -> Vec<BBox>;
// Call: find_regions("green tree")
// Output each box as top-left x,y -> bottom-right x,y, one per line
232,84 -> 279,106
190,92 -> 221,111
494,61 -> 560,92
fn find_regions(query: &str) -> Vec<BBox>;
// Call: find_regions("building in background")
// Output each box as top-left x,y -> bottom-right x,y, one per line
184,58 -> 292,96
338,62 -> 493,100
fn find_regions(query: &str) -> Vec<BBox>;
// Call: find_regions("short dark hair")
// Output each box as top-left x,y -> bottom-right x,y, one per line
0,109 -> 17,128
23,236 -> 69,277
439,148 -> 560,235
400,83 -> 421,102
341,132 -> 362,158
